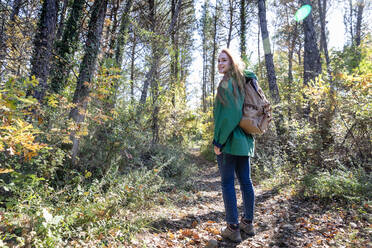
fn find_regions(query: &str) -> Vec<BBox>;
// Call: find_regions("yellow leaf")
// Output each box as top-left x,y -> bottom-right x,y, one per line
85,171 -> 92,178
191,220 -> 198,228
167,231 -> 175,240
0,168 -> 14,174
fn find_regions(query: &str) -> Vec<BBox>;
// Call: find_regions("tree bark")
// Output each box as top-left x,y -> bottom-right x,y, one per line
56,0 -> 69,40
130,32 -> 136,103
69,0 -> 108,163
200,0 -> 208,112
258,0 -> 286,137
30,0 -> 58,102
0,0 -> 23,74
240,0 -> 246,59
227,0 -> 233,48
170,0 -> 179,106
355,0 -> 364,46
301,0 -> 321,85
258,0 -> 280,104
106,0 -> 120,58
211,1 -> 218,104
114,0 -> 134,66
348,0 -> 354,42
318,0 -> 332,81
51,0 -> 85,93
287,23 -> 298,119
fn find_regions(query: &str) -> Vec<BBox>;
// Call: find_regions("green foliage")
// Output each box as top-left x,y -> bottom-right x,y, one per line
0,138 -> 195,247
197,107 -> 215,162
0,66 -> 198,246
302,167 -> 372,203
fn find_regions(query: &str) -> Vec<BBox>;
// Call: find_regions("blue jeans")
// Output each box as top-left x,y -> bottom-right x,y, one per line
217,153 -> 255,224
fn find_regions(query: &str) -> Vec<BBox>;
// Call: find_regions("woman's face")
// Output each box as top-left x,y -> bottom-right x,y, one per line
218,52 -> 232,74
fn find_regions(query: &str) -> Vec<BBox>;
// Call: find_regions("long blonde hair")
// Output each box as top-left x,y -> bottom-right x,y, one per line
216,48 -> 245,105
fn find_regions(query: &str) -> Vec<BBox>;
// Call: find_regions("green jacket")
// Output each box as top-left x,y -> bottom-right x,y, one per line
213,70 -> 255,157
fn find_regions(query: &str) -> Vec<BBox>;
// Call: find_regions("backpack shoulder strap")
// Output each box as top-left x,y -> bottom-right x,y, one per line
245,76 -> 259,94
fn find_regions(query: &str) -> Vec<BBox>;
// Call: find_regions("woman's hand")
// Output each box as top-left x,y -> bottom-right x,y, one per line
214,146 -> 222,155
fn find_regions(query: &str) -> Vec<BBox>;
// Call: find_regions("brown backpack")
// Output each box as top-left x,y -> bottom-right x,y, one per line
239,77 -> 272,135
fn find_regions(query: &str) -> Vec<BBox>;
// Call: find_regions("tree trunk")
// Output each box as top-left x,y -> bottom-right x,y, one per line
69,0 -> 108,163
114,0 -> 133,66
301,0 -> 321,85
211,1 -> 218,104
170,0 -> 179,106
30,0 -> 58,102
257,0 -> 279,104
130,32 -> 136,103
138,0 -> 182,106
0,17 -> 5,76
56,0 -> 69,40
258,0 -> 286,137
318,0 -> 332,81
287,23 -> 298,119
0,0 -> 23,74
240,0 -> 246,59
51,0 -> 85,93
151,48 -> 160,144
200,0 -> 208,112
348,0 -> 354,42
355,0 -> 364,46
202,45 -> 207,112
99,0 -> 133,108
227,0 -> 233,48
106,0 -> 120,58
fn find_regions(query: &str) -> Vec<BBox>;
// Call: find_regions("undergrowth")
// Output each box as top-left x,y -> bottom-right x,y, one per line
0,139 -> 197,247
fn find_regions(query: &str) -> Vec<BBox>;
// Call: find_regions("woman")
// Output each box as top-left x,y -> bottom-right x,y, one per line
213,48 -> 255,242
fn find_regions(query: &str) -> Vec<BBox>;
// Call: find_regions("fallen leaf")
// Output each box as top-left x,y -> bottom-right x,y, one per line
191,220 -> 198,228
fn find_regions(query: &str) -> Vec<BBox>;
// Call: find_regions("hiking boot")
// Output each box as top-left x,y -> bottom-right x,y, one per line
240,219 -> 255,236
221,225 -> 242,242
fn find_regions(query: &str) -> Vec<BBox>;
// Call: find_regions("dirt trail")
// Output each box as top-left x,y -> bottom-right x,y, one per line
132,152 -> 370,248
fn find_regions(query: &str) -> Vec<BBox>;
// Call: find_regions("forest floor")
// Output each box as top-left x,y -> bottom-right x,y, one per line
129,151 -> 371,248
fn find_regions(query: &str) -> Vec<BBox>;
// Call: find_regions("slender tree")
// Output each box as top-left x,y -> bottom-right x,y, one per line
355,0 -> 365,46
130,31 -> 137,103
56,0 -> 69,40
51,0 -> 86,93
257,0 -> 280,103
210,1 -> 219,103
318,0 -> 332,80
69,0 -> 108,163
29,0 -> 58,102
200,0 -> 208,112
226,0 -> 233,48
106,0 -> 120,57
240,0 -> 246,59
301,0 -> 321,85
0,0 -> 23,74
138,0 -> 182,106
170,0 -> 180,106
114,0 -> 134,66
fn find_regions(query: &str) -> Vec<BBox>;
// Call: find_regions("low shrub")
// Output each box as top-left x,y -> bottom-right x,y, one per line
302,166 -> 372,204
